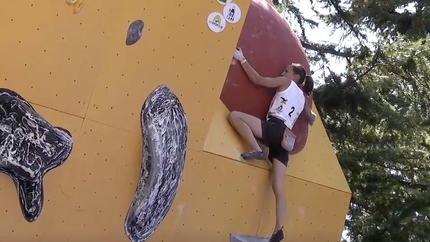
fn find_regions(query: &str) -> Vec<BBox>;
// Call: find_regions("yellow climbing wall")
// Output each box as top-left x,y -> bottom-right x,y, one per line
0,0 -> 351,242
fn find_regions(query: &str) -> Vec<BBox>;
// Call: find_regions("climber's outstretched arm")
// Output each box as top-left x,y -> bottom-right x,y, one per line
233,47 -> 290,89
240,60 -> 290,88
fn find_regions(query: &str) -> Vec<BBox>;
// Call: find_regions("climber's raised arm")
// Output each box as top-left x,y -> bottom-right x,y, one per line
233,47 -> 291,90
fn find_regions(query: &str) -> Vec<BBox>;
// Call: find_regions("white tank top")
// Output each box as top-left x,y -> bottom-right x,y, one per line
267,81 -> 305,130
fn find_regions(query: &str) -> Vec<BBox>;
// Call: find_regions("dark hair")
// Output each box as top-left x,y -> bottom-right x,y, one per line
291,63 -> 314,96
303,75 -> 314,96
291,63 -> 306,84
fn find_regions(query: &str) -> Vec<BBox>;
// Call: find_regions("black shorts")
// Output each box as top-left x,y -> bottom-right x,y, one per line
260,116 -> 289,166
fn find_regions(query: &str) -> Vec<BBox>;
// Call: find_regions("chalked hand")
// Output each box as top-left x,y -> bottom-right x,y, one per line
234,47 -> 245,62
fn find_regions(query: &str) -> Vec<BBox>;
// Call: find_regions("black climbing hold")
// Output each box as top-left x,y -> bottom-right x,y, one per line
0,88 -> 73,222
126,20 -> 144,46
124,84 -> 188,242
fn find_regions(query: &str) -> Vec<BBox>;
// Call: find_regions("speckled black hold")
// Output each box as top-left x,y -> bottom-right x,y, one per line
0,88 -> 73,222
124,84 -> 188,242
126,20 -> 144,46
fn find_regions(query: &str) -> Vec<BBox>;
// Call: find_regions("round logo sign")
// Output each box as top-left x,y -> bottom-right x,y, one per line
223,3 -> 241,24
207,12 -> 226,33
216,0 -> 232,5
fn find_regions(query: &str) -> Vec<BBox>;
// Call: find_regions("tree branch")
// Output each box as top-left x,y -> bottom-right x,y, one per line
300,39 -> 356,58
327,0 -> 368,46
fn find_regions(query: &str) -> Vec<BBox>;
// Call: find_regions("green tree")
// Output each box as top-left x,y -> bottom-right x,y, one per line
315,35 -> 430,242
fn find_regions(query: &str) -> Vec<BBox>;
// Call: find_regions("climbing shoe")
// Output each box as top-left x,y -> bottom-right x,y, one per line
269,227 -> 284,242
240,150 -> 265,160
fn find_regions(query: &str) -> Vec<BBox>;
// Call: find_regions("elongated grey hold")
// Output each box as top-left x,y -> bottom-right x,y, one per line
124,84 -> 188,242
230,233 -> 271,242
0,88 -> 73,222
126,20 -> 144,46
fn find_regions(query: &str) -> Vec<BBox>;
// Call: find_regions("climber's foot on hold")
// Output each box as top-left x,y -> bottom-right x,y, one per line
269,227 -> 284,242
240,150 -> 265,161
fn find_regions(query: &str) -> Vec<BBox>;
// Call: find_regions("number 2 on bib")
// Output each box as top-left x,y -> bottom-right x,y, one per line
288,106 -> 295,117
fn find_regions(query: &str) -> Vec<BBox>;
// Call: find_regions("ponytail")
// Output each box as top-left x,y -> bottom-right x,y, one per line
303,75 -> 314,96
290,63 -> 314,95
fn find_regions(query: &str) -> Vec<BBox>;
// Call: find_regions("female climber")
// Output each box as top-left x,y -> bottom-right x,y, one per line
228,47 -> 316,242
